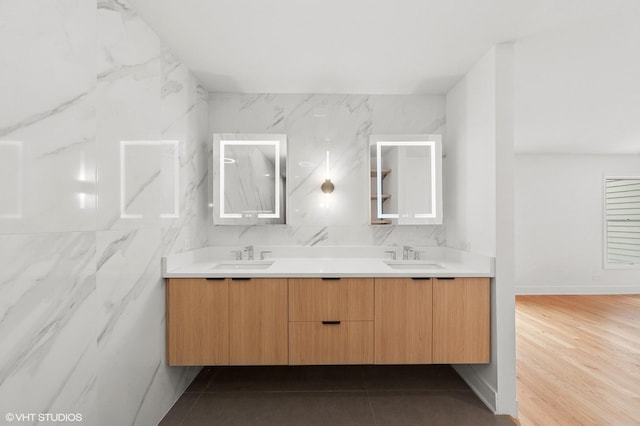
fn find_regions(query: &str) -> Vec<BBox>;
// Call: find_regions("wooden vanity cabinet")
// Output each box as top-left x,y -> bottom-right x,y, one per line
432,277 -> 490,363
288,278 -> 374,365
374,278 -> 433,364
166,277 -> 288,366
229,278 -> 288,365
167,276 -> 490,366
167,278 -> 229,366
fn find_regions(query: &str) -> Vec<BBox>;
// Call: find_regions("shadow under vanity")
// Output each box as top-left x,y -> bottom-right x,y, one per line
163,133 -> 492,368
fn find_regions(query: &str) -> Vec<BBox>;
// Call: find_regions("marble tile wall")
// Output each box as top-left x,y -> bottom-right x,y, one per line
0,232 -> 98,422
0,0 -> 208,425
95,4 -> 208,422
160,49 -> 210,256
96,3 -> 208,425
0,0 -> 100,423
208,93 -> 446,247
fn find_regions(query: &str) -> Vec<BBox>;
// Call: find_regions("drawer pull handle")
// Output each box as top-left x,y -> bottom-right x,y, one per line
411,277 -> 431,280
321,277 -> 341,281
436,277 -> 455,280
206,278 -> 225,281
321,320 -> 341,325
231,277 -> 252,281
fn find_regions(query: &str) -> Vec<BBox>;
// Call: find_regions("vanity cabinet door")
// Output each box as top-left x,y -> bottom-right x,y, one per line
229,278 -> 288,365
374,278 -> 433,364
432,277 -> 490,363
166,278 -> 229,366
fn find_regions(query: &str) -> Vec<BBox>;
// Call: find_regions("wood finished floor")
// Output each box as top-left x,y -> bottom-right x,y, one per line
516,295 -> 640,426
160,365 -> 515,426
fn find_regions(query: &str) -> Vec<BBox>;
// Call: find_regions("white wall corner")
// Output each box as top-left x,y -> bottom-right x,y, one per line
453,365 -> 498,413
445,42 -> 518,418
493,42 -> 518,418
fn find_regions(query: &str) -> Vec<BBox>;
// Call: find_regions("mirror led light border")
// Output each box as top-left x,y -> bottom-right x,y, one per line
120,140 -> 179,219
219,140 -> 280,219
376,141 -> 437,220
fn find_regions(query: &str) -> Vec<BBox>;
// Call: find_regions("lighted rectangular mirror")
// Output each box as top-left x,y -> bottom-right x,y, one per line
369,134 -> 442,225
213,133 -> 287,225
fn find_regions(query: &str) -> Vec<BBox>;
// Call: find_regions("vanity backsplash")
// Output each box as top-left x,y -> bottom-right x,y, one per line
208,93 -> 447,247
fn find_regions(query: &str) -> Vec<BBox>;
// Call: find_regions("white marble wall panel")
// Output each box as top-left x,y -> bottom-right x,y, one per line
0,0 -> 97,235
370,95 -> 446,134
94,229 -> 200,426
0,142 -> 23,218
95,229 -> 171,426
97,1 -> 162,231
120,141 -> 179,219
0,232 -> 98,424
0,2 -> 99,421
95,3 -> 206,426
0,93 -> 97,234
1,1 -> 207,425
161,51 -> 210,256
207,224 -> 444,248
207,225 -> 327,247
286,95 -> 372,227
208,93 -> 447,247
0,0 -> 95,130
209,93 -> 287,134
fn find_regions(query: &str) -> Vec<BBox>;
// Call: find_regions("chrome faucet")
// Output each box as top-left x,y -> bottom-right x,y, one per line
259,250 -> 272,260
243,245 -> 254,260
402,245 -> 414,260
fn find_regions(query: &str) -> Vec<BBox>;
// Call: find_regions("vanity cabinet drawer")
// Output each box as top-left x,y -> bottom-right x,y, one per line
288,278 -> 374,321
289,321 -> 374,365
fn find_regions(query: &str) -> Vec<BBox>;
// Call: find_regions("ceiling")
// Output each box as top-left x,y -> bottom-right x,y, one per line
129,0 -> 635,95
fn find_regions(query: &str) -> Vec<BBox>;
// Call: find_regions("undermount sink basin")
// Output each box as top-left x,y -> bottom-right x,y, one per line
384,260 -> 443,270
211,260 -> 274,270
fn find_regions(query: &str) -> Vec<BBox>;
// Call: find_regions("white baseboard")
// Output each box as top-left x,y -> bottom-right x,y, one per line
516,285 -> 640,295
453,364 -> 497,413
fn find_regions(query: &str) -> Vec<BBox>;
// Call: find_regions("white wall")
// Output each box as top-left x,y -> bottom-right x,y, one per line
207,93 -> 447,247
514,4 -> 640,155
445,50 -> 496,256
446,45 -> 517,416
0,0 -> 209,424
515,154 -> 640,294
513,5 -> 640,294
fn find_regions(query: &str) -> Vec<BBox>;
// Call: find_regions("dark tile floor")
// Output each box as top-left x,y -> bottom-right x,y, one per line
159,365 -> 515,426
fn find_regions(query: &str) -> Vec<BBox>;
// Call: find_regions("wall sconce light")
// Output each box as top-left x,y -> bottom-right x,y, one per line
321,178 -> 334,193
321,150 -> 334,194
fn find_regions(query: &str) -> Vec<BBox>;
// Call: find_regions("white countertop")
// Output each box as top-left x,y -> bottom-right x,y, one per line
162,246 -> 494,279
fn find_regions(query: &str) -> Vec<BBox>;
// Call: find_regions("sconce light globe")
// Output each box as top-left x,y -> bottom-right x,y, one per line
321,179 -> 335,194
